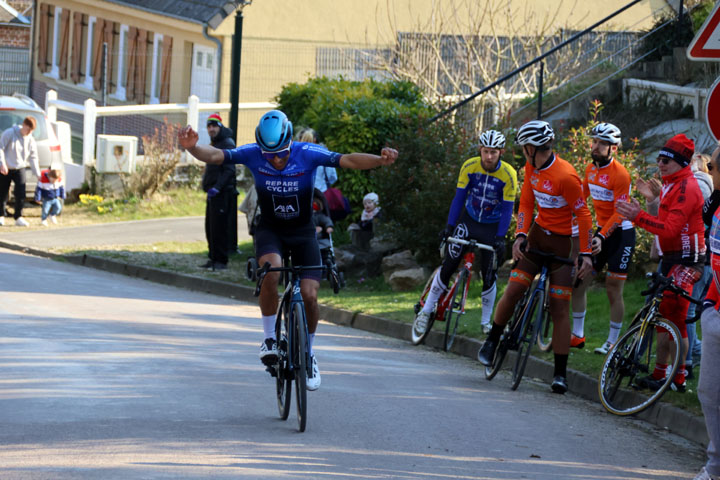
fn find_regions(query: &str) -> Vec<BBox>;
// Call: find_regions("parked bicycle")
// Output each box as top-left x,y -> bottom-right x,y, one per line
484,246 -> 574,390
598,271 -> 701,416
412,236 -> 495,351
254,261 -> 326,432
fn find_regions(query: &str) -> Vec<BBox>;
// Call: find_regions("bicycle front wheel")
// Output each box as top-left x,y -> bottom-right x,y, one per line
598,317 -> 681,416
444,271 -> 468,352
293,303 -> 308,432
275,301 -> 291,420
411,267 -> 440,345
511,290 -> 542,391
535,305 -> 553,352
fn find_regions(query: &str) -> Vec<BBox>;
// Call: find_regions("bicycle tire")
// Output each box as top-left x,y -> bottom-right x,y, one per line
536,305 -> 553,352
443,270 -> 468,352
486,287 -> 530,380
511,290 -> 543,391
275,301 -> 291,421
293,303 -> 308,432
598,317 -> 681,416
411,267 -> 440,345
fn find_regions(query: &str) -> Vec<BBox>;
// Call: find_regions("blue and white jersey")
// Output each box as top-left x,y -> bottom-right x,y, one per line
224,142 -> 342,228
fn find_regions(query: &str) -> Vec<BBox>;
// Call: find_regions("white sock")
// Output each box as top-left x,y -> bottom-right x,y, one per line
262,314 -> 276,339
421,272 -> 448,314
608,321 -> 623,344
572,311 -> 586,338
481,283 -> 498,325
308,333 -> 315,357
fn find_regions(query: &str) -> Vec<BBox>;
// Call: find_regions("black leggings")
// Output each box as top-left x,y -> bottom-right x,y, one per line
439,214 -> 498,292
0,168 -> 26,219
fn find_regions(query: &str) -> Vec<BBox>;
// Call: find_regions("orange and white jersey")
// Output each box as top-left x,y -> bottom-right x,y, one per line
516,154 -> 593,254
582,158 -> 632,238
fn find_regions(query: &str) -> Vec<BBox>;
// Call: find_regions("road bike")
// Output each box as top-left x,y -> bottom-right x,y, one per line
598,271 -> 701,416
254,262 -> 325,432
412,237 -> 495,351
484,246 -> 574,390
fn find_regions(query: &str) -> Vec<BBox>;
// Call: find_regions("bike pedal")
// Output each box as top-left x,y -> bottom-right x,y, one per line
265,365 -> 278,377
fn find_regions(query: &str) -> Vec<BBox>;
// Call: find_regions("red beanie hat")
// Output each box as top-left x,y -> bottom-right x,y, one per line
659,134 -> 694,168
207,113 -> 222,126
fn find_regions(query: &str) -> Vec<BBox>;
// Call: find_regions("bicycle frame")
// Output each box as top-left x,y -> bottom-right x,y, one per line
434,250 -> 475,321
279,274 -> 310,380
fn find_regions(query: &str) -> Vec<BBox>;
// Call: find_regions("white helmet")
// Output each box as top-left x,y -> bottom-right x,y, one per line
479,130 -> 506,149
591,122 -> 622,145
515,120 -> 555,147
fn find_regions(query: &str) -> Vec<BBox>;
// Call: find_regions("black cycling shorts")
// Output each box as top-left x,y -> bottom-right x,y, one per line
593,227 -> 635,279
255,222 -> 323,281
440,213 -> 498,291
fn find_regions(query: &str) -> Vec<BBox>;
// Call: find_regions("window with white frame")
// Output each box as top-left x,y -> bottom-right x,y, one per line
47,6 -> 62,78
149,33 -> 163,104
82,16 -> 96,90
112,24 -> 129,100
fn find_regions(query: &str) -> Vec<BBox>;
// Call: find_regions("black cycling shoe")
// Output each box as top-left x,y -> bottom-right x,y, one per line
477,340 -> 498,366
634,374 -> 664,391
551,375 -> 568,394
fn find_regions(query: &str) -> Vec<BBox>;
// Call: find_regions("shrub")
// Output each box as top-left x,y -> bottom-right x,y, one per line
371,113 -> 476,264
276,77 -> 431,209
128,119 -> 183,198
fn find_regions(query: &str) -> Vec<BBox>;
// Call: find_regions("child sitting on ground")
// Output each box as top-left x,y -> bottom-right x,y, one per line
34,168 -> 65,226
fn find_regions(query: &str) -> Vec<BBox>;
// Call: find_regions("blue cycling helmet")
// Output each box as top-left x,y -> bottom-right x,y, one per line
255,110 -> 293,152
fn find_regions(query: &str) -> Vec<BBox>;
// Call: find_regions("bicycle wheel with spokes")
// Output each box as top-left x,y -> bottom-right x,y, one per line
443,271 -> 468,351
536,305 -> 553,352
411,267 -> 440,345
598,317 -> 681,416
275,300 -> 292,421
293,303 -> 308,432
511,290 -> 542,391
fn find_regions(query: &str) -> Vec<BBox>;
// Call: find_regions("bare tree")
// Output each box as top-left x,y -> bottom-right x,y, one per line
362,0 -> 638,128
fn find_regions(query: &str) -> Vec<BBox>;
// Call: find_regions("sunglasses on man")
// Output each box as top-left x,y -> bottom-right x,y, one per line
656,156 -> 672,165
261,144 -> 291,161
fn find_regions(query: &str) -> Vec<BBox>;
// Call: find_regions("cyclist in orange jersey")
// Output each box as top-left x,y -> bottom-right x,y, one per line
570,123 -> 635,355
477,120 -> 593,394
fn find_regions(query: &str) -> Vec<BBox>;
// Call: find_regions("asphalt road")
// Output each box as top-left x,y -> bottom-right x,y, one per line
0,247 -> 705,479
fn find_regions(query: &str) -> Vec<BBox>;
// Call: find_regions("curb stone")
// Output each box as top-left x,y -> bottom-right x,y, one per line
0,238 -> 708,447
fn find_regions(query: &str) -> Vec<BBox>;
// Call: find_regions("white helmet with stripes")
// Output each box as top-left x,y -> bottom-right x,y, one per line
591,122 -> 622,145
515,120 -> 555,147
479,130 -> 506,149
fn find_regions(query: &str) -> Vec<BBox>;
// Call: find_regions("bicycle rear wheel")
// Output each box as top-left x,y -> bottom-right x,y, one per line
275,301 -> 291,420
511,290 -> 542,391
598,317 -> 681,415
443,271 -> 468,352
411,267 -> 440,345
293,303 -> 308,432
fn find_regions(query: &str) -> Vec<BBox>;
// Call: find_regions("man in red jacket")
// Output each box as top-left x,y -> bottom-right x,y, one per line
616,134 -> 706,392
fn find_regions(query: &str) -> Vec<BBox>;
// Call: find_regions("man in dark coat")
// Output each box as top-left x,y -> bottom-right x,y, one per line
200,113 -> 237,270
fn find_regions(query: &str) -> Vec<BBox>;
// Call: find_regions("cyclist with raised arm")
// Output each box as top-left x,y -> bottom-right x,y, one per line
617,134 -> 705,393
570,123 -> 635,354
413,130 -> 517,336
178,110 -> 398,391
477,120 -> 593,394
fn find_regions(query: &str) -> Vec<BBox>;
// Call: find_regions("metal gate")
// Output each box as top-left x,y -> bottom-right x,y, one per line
0,47 -> 30,96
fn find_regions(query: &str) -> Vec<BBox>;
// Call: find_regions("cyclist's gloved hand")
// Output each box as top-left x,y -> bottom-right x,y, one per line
493,236 -> 506,264
207,187 -> 220,198
439,225 -> 454,242
591,234 -> 603,255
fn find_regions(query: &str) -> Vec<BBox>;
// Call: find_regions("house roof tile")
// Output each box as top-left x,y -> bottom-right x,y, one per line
103,0 -> 239,27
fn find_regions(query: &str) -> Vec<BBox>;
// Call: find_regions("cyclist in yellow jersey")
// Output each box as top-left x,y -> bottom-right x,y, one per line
413,130 -> 517,337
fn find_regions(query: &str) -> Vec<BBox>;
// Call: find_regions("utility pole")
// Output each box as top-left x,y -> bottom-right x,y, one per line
229,9 -> 244,143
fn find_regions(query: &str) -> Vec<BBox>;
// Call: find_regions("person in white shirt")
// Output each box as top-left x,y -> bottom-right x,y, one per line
0,116 -> 40,227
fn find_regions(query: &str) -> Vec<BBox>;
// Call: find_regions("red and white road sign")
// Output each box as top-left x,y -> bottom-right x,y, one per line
705,76 -> 720,142
688,2 -> 720,61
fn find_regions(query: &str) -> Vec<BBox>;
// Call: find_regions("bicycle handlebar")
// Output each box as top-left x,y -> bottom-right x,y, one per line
446,236 -> 495,253
253,262 -> 327,297
640,272 -> 702,306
